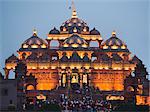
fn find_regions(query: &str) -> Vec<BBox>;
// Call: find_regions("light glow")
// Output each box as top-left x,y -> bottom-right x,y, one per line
23,44 -> 28,48
64,44 -> 69,47
103,45 -> 108,49
36,94 -> 46,100
63,27 -> 66,32
72,43 -> 78,48
106,95 -> 124,100
41,44 -> 47,48
83,74 -> 87,84
111,45 -> 118,49
121,45 -> 126,49
73,27 -> 77,33
82,44 -> 87,48
71,73 -> 78,83
31,44 -> 38,48
83,27 -> 87,32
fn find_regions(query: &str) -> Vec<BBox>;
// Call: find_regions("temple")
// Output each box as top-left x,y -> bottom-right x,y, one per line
3,2 -> 149,108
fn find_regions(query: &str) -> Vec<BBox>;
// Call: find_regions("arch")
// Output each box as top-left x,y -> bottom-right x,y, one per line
26,84 -> 35,90
50,40 -> 60,48
89,40 -> 99,47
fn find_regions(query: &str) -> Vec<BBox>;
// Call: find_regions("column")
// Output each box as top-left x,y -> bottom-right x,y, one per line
46,39 -> 51,49
86,40 -> 91,47
88,69 -> 92,86
67,68 -> 71,88
98,40 -> 102,48
80,68 -> 83,88
58,68 -> 62,87
59,40 -> 64,48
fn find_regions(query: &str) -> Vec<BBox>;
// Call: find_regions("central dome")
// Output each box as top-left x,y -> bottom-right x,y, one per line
60,18 -> 89,34
60,5 -> 89,34
63,34 -> 88,48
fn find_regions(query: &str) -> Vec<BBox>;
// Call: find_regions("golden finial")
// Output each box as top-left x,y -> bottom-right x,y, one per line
33,28 -> 37,36
71,0 -> 78,18
112,30 -> 116,37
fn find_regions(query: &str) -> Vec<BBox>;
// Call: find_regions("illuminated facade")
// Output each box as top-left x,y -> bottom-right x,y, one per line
4,2 -> 149,106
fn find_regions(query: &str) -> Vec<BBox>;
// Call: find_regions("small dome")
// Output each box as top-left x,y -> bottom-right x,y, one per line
90,28 -> 100,35
6,54 -> 18,63
63,34 -> 88,48
102,31 -> 127,50
49,27 -> 60,34
22,30 -> 48,49
60,2 -> 89,34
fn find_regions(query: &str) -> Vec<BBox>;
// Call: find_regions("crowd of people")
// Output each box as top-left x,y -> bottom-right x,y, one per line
59,97 -> 112,112
27,86 -> 113,111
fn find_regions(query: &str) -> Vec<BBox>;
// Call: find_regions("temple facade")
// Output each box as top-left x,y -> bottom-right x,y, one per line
4,3 -> 149,107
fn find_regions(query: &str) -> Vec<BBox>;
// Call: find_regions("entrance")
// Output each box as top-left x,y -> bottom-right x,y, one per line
71,73 -> 80,90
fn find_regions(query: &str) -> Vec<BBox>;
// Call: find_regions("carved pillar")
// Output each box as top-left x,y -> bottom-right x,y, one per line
3,67 -> 10,79
67,68 -> 71,88
86,40 -> 91,47
59,40 -> 64,48
88,69 -> 92,86
46,39 -> 51,49
58,68 -> 62,87
57,51 -> 63,59
70,69 -> 72,85
98,40 -> 102,48
79,68 -> 83,88
87,52 -> 93,60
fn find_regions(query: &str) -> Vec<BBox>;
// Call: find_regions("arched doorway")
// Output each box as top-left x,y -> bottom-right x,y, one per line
9,69 -> 15,79
71,73 -> 80,90
50,40 -> 60,48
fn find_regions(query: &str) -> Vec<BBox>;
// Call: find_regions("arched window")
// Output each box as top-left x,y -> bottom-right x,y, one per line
26,85 -> 34,90
89,41 -> 99,47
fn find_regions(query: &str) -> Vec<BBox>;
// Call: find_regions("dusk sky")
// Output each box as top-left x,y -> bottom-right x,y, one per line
0,0 -> 149,78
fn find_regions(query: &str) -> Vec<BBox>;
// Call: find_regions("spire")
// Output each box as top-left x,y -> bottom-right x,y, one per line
71,0 -> 78,18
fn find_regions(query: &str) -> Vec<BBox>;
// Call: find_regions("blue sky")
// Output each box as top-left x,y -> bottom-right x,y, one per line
0,0 -> 149,78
